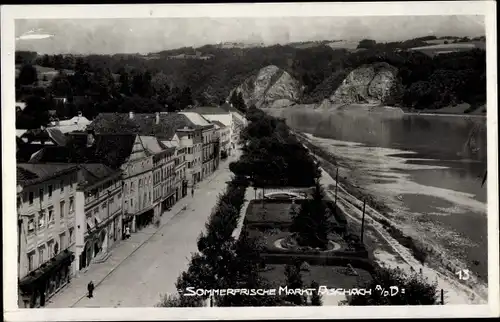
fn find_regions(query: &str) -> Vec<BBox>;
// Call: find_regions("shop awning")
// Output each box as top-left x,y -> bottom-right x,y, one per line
19,250 -> 74,294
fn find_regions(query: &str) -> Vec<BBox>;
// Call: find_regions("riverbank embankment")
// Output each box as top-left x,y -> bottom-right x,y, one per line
296,131 -> 487,304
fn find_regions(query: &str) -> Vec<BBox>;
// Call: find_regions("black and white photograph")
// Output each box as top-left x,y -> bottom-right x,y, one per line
2,2 -> 498,320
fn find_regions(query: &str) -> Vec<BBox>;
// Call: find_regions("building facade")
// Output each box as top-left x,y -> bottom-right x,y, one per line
174,146 -> 188,200
211,121 -> 231,159
121,135 -> 154,233
178,112 -> 219,182
201,126 -> 216,180
17,164 -> 79,308
176,127 -> 202,187
74,164 -> 123,274
188,107 -> 234,156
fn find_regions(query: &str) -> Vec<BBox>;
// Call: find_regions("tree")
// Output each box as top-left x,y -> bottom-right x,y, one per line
235,92 -> 247,112
51,74 -> 72,97
357,39 -> 377,49
348,266 -> 439,305
284,261 -> 306,305
15,51 -> 38,65
229,90 -> 239,108
119,70 -> 132,96
180,87 -> 194,109
18,64 -> 38,86
216,230 -> 282,307
290,180 -> 331,249
310,281 -> 322,306
16,95 -> 51,129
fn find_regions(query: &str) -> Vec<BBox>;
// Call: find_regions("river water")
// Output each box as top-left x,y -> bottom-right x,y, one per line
267,106 -> 488,291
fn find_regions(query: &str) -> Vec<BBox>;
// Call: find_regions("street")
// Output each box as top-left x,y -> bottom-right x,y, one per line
46,152 -> 240,308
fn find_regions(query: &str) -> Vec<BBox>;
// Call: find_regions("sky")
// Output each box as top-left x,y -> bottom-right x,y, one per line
15,15 -> 485,55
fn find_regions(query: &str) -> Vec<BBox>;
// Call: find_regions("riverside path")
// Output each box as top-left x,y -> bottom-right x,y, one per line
46,150 -> 241,308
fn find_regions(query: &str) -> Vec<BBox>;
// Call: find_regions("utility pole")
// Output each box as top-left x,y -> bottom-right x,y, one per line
335,168 -> 339,206
441,289 -> 444,305
360,200 -> 366,244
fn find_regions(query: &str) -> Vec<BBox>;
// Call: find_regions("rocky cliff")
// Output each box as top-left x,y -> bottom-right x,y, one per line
329,62 -> 401,105
229,65 -> 302,109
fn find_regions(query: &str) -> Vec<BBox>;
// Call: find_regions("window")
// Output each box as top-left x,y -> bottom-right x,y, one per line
48,207 -> 54,223
69,197 -> 74,213
39,188 -> 44,202
59,232 -> 66,250
94,208 -> 99,215
130,199 -> 133,207
60,180 -> 64,192
48,185 -> 53,198
139,179 -> 142,187
27,217 -> 35,234
38,246 -> 45,266
28,252 -> 35,271
101,202 -> 107,210
60,200 -> 65,219
69,228 -> 74,244
47,239 -> 54,257
29,192 -> 34,205
124,183 -> 128,194
38,211 -> 45,229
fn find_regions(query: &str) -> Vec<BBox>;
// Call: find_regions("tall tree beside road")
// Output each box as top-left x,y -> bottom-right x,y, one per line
231,106 -> 319,187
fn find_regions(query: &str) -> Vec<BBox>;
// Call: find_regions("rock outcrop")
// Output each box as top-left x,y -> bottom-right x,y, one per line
329,62 -> 401,105
229,65 -> 302,109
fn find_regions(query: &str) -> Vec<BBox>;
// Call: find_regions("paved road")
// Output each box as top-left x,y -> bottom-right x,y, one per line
48,153 -> 239,308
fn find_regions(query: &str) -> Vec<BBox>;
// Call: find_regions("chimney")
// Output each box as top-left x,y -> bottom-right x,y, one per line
156,112 -> 160,125
86,132 -> 95,147
129,111 -> 134,119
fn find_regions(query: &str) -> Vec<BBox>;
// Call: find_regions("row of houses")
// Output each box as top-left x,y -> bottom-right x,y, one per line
16,103 -> 247,308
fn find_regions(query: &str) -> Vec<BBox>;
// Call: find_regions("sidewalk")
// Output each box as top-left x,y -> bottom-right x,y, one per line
46,157 -> 235,308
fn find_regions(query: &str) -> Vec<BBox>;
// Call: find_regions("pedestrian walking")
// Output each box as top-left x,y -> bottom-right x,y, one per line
87,281 -> 94,298
125,226 -> 131,239
191,187 -> 195,197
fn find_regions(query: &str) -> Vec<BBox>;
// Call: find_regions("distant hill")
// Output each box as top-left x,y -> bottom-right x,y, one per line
17,34 -> 486,115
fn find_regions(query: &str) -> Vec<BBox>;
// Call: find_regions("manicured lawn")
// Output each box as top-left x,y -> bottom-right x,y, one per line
244,200 -> 297,223
260,264 -> 373,289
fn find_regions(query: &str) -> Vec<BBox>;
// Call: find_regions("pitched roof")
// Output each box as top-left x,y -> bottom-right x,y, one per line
79,163 -> 121,188
139,136 -> 171,155
220,103 -> 240,113
28,134 -> 137,169
20,128 -> 67,146
178,112 -> 213,127
17,163 -> 79,187
89,112 -> 203,139
16,144 -> 45,162
210,120 -> 226,128
46,127 -> 68,146
16,129 -> 28,138
188,106 -> 230,115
